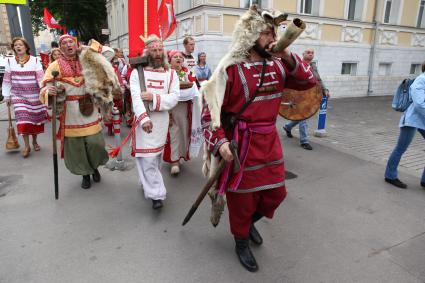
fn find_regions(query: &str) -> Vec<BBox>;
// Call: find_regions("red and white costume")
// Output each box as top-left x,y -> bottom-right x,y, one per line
182,52 -> 196,70
163,67 -> 202,163
2,56 -> 47,135
201,55 -> 316,238
130,66 -> 179,200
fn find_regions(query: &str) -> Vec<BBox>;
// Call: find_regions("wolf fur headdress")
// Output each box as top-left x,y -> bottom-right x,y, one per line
201,5 -> 287,131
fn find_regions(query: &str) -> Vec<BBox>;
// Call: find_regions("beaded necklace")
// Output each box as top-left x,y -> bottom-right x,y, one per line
15,54 -> 30,68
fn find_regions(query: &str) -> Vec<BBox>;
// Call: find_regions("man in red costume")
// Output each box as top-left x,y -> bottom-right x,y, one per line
201,6 -> 316,272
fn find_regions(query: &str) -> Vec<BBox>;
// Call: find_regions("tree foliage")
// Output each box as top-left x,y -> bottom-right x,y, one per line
29,0 -> 107,43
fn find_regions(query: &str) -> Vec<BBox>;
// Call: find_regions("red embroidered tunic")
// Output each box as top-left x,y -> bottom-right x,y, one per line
202,54 -> 316,193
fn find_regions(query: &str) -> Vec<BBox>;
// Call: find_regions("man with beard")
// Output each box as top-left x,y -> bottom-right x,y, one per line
201,6 -> 316,272
129,35 -> 179,209
40,35 -> 115,189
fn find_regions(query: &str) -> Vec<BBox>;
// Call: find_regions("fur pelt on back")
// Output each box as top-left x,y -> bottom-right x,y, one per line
79,48 -> 120,116
200,5 -> 282,178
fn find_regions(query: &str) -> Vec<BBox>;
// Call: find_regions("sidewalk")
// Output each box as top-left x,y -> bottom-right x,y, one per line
277,95 -> 424,178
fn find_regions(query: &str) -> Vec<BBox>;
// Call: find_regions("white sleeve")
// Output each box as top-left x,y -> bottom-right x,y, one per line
151,69 -> 179,112
1,59 -> 11,98
130,69 -> 151,125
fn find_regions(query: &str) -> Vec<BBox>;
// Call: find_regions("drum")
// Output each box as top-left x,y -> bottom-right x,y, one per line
279,83 -> 322,121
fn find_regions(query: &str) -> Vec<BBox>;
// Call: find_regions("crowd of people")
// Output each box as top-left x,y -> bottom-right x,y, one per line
2,4 -> 424,273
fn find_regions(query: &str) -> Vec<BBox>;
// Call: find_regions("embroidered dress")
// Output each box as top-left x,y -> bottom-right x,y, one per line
2,56 -> 47,135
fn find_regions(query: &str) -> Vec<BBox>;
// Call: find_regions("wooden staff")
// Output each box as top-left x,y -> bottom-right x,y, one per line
51,71 -> 60,200
182,141 -> 239,226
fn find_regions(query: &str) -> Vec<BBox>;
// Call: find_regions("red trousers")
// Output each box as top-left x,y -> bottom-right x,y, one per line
226,186 -> 287,239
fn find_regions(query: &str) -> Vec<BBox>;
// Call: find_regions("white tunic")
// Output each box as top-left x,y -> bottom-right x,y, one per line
130,68 -> 179,157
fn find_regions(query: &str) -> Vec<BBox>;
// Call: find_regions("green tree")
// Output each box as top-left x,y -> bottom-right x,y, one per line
29,0 -> 107,43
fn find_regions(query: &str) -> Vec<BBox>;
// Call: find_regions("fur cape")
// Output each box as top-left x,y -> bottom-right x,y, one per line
200,5 -> 286,131
79,44 -> 120,116
200,5 -> 286,178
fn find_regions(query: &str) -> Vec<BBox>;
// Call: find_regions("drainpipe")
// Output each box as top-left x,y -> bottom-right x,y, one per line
367,0 -> 380,96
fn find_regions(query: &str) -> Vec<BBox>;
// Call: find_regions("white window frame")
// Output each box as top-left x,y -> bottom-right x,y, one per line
410,63 -> 421,75
341,62 -> 358,76
240,0 -> 271,9
382,0 -> 403,25
344,0 -> 368,21
416,0 -> 425,28
297,0 -> 321,16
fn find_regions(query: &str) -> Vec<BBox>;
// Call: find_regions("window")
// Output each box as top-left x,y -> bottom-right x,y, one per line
299,0 -> 320,15
341,62 -> 357,75
410,64 -> 421,75
347,0 -> 364,21
383,0 -> 401,24
240,0 -> 270,8
241,0 -> 250,8
378,63 -> 392,76
300,0 -> 312,14
383,0 -> 392,23
417,0 -> 425,28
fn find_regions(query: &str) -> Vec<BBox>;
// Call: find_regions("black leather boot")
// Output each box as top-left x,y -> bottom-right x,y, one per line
249,212 -> 263,245
235,238 -> 258,272
249,224 -> 263,245
81,175 -> 91,189
92,169 -> 101,183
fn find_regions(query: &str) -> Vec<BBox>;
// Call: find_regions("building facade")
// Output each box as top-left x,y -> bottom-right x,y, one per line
0,4 -> 12,55
106,0 -> 129,53
106,0 -> 425,97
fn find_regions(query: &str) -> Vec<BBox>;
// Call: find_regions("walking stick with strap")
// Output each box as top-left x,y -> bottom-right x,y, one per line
182,140 -> 239,226
51,71 -> 60,200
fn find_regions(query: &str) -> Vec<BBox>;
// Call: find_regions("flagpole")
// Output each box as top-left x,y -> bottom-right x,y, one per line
144,0 -> 148,38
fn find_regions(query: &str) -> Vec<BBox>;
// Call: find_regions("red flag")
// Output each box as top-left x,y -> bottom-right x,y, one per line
43,8 -> 67,33
128,0 -> 160,58
39,52 -> 50,69
158,0 -> 177,40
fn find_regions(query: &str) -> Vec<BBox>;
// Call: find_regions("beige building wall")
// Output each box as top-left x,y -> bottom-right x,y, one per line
363,29 -> 374,44
401,0 -> 418,27
223,14 -> 239,35
398,32 -> 412,46
321,24 -> 342,42
0,4 -> 12,54
273,0 -> 297,13
323,0 -> 345,18
207,15 -> 221,33
365,0 -> 376,22
224,0 -> 239,8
